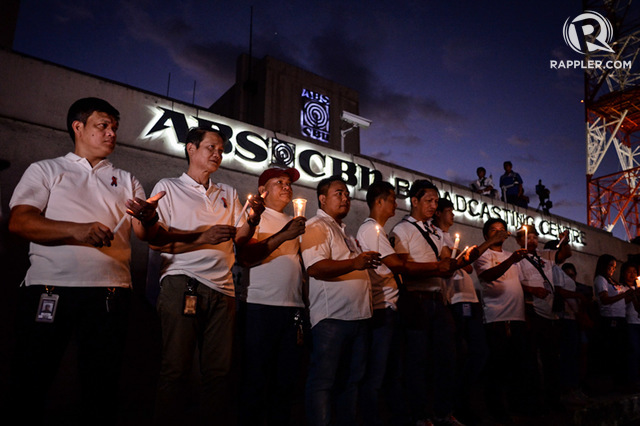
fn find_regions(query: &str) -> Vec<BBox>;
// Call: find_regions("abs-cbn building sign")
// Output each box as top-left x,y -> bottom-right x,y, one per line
137,104 -> 586,247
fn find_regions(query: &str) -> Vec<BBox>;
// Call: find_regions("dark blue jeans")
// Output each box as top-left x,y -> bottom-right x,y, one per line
629,323 -> 640,385
450,302 -> 489,415
359,307 -> 406,426
305,318 -> 370,426
237,302 -> 304,426
404,296 -> 456,420
559,319 -> 580,390
484,320 -> 530,419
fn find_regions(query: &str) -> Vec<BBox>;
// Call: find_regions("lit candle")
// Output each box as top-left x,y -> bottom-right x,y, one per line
451,233 -> 460,258
375,225 -> 380,253
636,276 -> 640,288
556,234 -> 567,248
456,246 -> 469,260
235,194 -> 252,227
292,198 -> 307,218
524,225 -> 528,251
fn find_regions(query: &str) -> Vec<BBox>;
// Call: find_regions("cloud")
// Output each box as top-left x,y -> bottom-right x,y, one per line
507,135 -> 530,147
512,153 -> 542,165
551,199 -> 584,208
119,3 -> 242,98
54,2 -> 94,23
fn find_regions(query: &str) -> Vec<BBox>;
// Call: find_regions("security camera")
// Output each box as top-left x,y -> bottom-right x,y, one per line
341,111 -> 372,128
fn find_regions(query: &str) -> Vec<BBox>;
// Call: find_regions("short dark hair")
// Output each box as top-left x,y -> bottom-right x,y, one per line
316,175 -> 346,206
594,254 -> 617,279
366,181 -> 395,208
476,166 -> 486,174
66,97 -> 119,143
408,179 -> 439,201
437,198 -> 454,212
503,161 -> 512,168
561,263 -> 576,275
483,217 -> 508,238
184,127 -> 228,164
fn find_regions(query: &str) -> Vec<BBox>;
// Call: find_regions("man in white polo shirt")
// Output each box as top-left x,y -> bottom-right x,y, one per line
301,175 -> 380,426
149,127 -> 264,425
516,225 -> 571,411
389,179 -> 459,425
7,97 -> 162,425
473,217 -> 528,422
235,167 -> 306,426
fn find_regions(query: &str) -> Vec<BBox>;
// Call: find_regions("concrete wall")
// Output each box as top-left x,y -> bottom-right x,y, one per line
2,48 -> 640,295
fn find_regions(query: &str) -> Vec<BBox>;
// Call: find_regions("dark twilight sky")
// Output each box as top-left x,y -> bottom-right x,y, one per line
12,0 -> 632,238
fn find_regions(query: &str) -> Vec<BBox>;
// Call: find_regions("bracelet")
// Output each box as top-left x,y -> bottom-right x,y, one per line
141,212 -> 159,228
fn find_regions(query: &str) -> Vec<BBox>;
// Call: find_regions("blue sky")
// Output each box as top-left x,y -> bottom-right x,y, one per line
12,0 -> 635,238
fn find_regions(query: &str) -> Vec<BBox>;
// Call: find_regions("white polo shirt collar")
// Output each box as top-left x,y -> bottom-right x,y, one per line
65,152 -> 112,171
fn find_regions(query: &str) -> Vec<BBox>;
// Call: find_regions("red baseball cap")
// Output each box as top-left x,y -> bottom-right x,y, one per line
258,167 -> 300,187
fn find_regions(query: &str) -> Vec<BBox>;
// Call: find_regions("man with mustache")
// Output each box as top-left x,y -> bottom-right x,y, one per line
148,127 -> 264,425
235,167 -> 306,426
301,175 -> 379,426
8,97 -> 162,425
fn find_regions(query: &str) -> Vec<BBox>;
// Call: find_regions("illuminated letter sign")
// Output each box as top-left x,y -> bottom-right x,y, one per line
301,89 -> 330,143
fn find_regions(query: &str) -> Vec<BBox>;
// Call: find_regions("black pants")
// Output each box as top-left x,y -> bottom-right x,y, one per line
7,285 -> 130,425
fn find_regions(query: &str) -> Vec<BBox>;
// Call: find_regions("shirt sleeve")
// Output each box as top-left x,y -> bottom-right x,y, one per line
357,223 -> 395,258
594,275 -> 608,295
9,162 -> 51,211
301,220 -> 332,269
389,225 -> 410,256
442,232 -> 454,249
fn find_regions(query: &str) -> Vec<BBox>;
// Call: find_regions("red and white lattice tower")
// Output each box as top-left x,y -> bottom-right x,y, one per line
584,0 -> 640,240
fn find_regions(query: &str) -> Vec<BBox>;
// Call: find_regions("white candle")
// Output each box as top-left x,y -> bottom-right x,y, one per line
113,214 -> 128,234
451,233 -> 460,258
636,276 -> 640,288
375,225 -> 380,253
556,234 -> 567,248
456,246 -> 469,260
524,225 -> 528,251
235,194 -> 252,227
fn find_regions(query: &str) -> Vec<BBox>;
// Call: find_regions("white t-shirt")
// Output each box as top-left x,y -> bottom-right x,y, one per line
153,173 -> 244,297
552,265 -> 578,320
390,216 -> 443,292
626,298 -> 640,325
474,248 -> 525,323
237,207 -> 304,307
518,250 -> 557,320
441,230 -> 478,304
300,209 -> 372,328
356,218 -> 399,311
594,275 -> 627,318
9,153 -> 144,288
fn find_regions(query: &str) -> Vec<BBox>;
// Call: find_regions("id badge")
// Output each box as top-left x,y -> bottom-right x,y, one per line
183,292 -> 198,316
36,293 -> 59,323
462,302 -> 472,318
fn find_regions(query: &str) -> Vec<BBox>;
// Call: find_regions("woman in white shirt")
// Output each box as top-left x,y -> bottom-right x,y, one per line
594,254 -> 633,388
621,262 -> 640,389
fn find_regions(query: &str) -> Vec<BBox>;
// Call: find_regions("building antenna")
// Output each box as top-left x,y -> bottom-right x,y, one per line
249,5 -> 254,80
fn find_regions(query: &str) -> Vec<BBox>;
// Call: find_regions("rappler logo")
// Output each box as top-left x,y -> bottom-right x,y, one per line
563,10 -> 614,54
